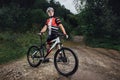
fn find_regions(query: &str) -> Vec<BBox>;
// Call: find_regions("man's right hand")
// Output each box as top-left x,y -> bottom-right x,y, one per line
37,33 -> 42,35
65,34 -> 69,39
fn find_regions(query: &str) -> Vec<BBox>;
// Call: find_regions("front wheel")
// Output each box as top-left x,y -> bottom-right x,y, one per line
27,46 -> 42,67
54,47 -> 79,76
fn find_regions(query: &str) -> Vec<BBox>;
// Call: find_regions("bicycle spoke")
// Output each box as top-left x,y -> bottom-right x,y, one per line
54,47 -> 78,76
33,58 -> 35,64
27,46 -> 43,67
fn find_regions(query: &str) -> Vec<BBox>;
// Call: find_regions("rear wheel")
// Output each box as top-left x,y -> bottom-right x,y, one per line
54,47 -> 78,76
27,46 -> 42,67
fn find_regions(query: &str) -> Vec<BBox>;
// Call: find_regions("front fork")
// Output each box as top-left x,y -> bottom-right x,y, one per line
58,43 -> 63,50
57,43 -> 67,62
57,43 -> 64,56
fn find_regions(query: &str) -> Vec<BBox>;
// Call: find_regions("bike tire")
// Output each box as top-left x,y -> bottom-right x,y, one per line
27,46 -> 42,67
54,47 -> 79,76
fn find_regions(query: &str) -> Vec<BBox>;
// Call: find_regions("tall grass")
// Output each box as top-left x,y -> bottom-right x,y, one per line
85,37 -> 120,51
0,31 -> 43,64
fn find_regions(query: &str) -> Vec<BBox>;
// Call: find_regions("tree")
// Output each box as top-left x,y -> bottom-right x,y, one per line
74,0 -> 120,49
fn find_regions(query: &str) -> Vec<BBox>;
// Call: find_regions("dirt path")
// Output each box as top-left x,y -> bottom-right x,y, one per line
0,44 -> 120,80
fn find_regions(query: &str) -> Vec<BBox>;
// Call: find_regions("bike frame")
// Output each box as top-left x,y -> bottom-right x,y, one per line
41,36 -> 62,58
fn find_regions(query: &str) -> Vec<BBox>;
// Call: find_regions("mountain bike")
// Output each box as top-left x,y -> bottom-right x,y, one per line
27,33 -> 79,76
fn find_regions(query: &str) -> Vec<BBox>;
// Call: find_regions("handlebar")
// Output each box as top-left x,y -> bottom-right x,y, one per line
56,33 -> 66,37
37,32 -> 68,42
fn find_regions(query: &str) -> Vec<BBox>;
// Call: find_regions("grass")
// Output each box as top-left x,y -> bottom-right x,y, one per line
1,31 -> 120,64
0,31 -> 42,64
86,38 -> 120,51
0,31 -> 78,64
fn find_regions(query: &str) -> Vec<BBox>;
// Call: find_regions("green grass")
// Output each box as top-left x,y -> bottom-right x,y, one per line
1,31 -> 120,64
86,38 -> 120,51
0,31 -> 42,64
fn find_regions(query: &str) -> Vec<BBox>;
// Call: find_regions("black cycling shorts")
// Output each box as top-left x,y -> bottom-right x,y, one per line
47,34 -> 57,42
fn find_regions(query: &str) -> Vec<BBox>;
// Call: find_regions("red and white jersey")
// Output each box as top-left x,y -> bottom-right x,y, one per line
45,17 -> 61,35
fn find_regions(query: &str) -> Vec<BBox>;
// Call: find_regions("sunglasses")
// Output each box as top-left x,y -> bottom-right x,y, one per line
47,10 -> 54,13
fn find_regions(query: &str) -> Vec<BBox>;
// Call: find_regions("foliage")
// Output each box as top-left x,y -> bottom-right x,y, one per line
0,0 -> 79,64
0,31 -> 44,64
74,0 -> 120,50
0,0 -> 74,33
30,9 -> 47,29
0,6 -> 31,32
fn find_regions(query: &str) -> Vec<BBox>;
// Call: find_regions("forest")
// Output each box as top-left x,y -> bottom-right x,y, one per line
0,0 -> 120,64
75,0 -> 120,50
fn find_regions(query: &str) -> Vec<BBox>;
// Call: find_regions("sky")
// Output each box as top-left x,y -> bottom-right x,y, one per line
55,0 -> 78,14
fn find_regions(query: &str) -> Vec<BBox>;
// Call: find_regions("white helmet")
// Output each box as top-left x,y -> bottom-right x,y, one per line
46,7 -> 54,13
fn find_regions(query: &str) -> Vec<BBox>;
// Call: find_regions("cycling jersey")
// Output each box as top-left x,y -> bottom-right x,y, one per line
45,16 -> 61,35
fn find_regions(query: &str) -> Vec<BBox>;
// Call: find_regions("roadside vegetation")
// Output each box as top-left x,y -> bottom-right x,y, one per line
0,0 -> 120,64
0,32 -> 41,64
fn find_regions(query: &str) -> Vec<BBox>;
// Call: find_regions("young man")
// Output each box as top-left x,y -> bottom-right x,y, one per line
38,7 -> 68,62
38,7 -> 68,46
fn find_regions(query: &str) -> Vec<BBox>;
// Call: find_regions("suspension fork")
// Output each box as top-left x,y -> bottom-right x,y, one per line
57,43 -> 63,50
57,43 -> 64,55
58,43 -> 67,58
57,43 -> 67,62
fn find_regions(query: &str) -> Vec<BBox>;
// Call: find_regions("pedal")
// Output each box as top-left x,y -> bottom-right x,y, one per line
42,58 -> 50,63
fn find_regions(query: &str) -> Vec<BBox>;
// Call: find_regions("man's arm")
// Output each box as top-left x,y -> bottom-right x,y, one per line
40,25 -> 47,33
59,24 -> 67,35
55,17 -> 68,37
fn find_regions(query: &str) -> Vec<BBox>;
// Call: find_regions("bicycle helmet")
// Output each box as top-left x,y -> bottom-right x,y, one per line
46,7 -> 54,13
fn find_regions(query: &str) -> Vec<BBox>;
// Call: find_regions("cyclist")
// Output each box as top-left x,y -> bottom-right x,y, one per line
38,7 -> 68,62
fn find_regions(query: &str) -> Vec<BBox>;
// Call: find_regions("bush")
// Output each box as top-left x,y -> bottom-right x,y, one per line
0,31 -> 47,64
29,9 -> 47,31
0,6 -> 32,32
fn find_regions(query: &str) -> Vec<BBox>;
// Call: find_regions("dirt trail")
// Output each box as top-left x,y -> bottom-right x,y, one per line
0,43 -> 120,80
